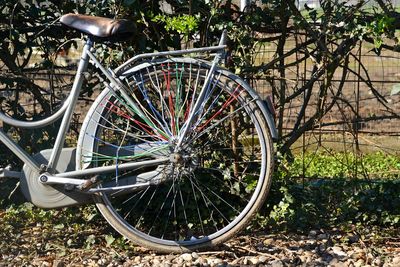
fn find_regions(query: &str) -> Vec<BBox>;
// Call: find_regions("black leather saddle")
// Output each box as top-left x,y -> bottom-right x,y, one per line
60,13 -> 136,41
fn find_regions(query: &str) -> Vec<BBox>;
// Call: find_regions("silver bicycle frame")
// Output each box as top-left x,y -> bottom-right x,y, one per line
0,37 -> 227,177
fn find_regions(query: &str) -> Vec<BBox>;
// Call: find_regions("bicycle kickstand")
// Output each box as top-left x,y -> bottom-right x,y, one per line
0,165 -> 21,179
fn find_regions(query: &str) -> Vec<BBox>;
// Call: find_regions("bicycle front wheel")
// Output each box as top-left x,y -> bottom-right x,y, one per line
77,58 -> 274,252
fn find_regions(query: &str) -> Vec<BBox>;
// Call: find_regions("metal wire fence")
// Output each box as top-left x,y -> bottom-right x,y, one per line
296,0 -> 400,9
250,34 -> 400,180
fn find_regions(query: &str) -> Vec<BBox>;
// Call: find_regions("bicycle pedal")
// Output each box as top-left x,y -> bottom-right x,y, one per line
0,165 -> 21,179
77,175 -> 100,191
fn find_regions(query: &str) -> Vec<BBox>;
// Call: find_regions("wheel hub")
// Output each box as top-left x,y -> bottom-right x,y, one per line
169,152 -> 183,164
168,148 -> 200,170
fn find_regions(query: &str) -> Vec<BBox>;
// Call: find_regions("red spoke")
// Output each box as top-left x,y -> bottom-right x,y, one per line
196,85 -> 243,132
161,63 -> 176,135
101,100 -> 165,140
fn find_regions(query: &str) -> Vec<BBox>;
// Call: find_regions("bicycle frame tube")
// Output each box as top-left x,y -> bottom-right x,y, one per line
46,39 -> 92,172
54,158 -> 168,178
0,96 -> 71,128
0,129 -> 40,171
175,31 -> 227,150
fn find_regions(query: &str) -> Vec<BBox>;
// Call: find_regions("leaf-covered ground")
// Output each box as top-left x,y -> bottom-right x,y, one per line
0,203 -> 399,266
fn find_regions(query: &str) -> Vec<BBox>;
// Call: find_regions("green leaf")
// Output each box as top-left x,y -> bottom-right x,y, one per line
85,234 -> 96,249
54,223 -> 64,229
391,84 -> 400,95
84,213 -> 97,222
373,38 -> 383,49
105,235 -> 115,247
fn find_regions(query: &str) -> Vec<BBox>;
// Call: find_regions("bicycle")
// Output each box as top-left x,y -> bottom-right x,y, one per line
0,13 -> 277,252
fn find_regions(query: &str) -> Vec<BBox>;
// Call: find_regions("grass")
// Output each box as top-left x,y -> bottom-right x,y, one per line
286,150 -> 400,180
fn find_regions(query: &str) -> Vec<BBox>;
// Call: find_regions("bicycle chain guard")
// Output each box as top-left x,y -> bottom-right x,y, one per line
20,148 -> 92,208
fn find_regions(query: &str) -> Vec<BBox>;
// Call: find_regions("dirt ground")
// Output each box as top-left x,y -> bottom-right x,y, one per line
0,223 -> 399,267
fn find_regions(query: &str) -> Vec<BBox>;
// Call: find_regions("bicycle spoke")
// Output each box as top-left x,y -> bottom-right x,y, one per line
161,171 -> 181,239
148,176 -> 177,236
109,89 -> 169,140
92,110 -> 164,144
187,174 -> 230,226
146,66 -> 174,136
188,173 -> 205,236
188,98 -> 257,143
122,186 -> 151,219
177,174 -> 189,232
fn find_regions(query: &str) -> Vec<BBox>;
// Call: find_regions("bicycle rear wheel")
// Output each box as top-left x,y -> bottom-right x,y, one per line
77,58 -> 274,252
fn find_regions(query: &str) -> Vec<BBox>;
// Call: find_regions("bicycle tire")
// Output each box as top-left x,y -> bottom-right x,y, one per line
77,58 -> 274,252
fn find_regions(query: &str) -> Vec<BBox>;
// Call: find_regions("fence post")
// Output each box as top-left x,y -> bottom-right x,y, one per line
241,0 -> 250,12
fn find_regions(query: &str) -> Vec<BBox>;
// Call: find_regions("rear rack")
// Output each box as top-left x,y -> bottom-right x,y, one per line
114,30 -> 228,76
114,45 -> 226,76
